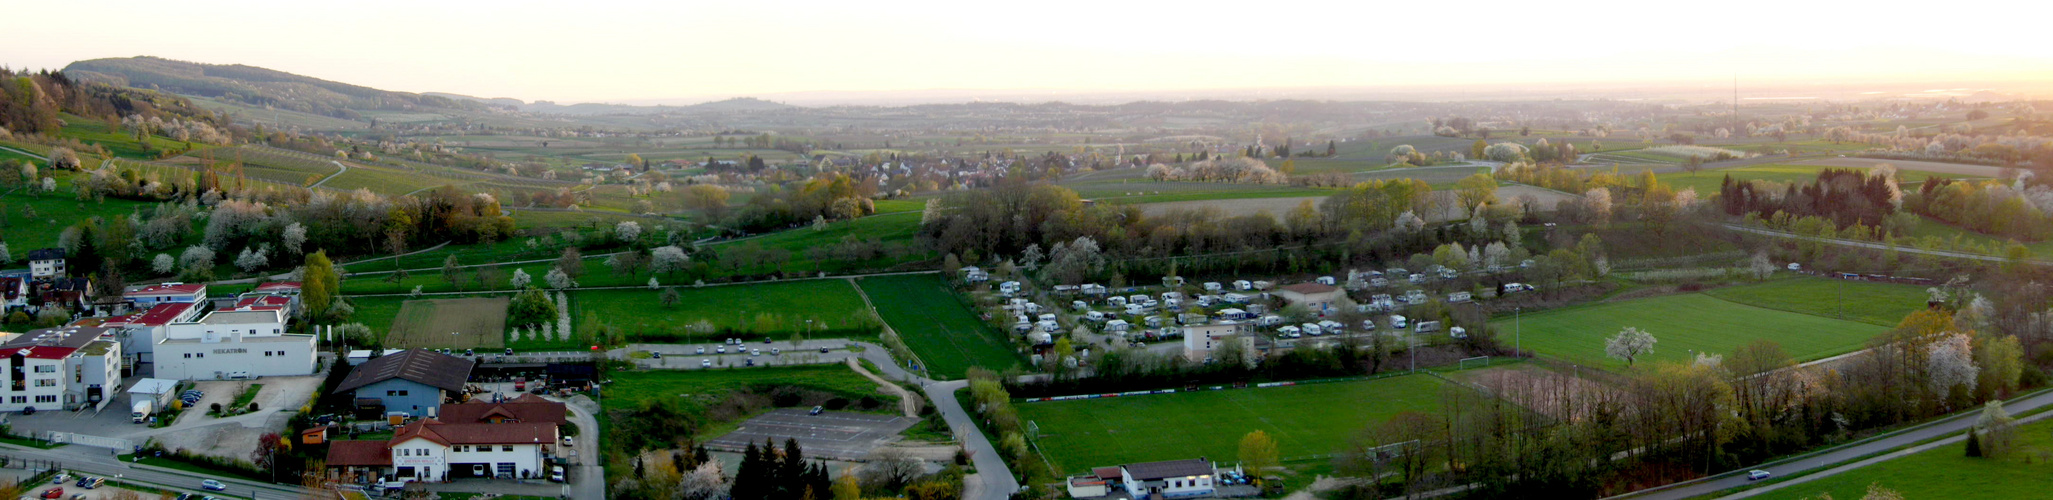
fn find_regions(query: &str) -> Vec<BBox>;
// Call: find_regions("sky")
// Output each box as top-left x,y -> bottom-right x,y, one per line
7,0 -> 2053,104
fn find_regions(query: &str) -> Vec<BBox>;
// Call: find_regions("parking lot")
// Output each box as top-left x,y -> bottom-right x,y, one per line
706,408 -> 915,460
630,340 -> 861,371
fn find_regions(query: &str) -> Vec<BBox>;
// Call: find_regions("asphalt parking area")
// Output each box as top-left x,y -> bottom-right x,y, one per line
708,409 -> 914,460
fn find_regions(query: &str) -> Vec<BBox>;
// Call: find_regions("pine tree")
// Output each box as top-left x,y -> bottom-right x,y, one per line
736,441 -> 764,499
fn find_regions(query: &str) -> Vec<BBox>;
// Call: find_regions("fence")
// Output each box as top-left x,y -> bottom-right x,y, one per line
40,432 -> 133,451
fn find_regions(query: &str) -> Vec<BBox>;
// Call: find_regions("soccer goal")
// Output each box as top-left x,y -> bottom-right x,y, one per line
1459,356 -> 1491,370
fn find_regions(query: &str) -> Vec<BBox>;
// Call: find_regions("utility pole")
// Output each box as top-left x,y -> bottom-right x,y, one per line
1515,307 -> 1522,356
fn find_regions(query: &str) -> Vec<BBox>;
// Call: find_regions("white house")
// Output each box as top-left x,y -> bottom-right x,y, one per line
153,310 -> 316,380
26,249 -> 65,279
1120,458 -> 1217,498
0,326 -> 124,412
1182,322 -> 1251,362
328,417 -> 560,482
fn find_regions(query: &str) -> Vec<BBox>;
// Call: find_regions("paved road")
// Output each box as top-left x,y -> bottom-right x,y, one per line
1608,389 -> 2053,500
1722,224 -> 2040,265
1720,406 -> 2053,499
309,160 -> 349,188
0,441 -> 308,499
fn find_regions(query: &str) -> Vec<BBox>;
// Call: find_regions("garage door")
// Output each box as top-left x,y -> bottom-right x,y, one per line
496,463 -> 515,478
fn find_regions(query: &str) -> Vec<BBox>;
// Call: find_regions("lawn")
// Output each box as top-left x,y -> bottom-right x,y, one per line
1751,416 -> 2053,500
573,280 -> 877,341
856,274 -> 1021,379
1494,293 -> 1887,369
385,297 -> 511,349
599,364 -> 890,412
1702,276 -> 1929,327
0,170 -> 158,251
1016,374 -> 1451,474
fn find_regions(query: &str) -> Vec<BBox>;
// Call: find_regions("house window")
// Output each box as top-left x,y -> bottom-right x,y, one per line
31,366 -> 53,373
34,379 -> 54,387
501,445 -> 513,452
273,329 -> 281,334
183,354 -> 192,358
34,395 -> 54,403
196,353 -> 203,358
7,396 -> 22,403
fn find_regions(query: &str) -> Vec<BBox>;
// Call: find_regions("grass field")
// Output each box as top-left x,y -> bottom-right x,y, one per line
572,280 -> 877,340
1495,293 -> 1887,369
856,274 -> 1020,379
1702,277 -> 1929,327
0,170 -> 158,251
599,364 -> 891,412
1751,416 -> 2053,500
384,297 -> 511,349
1017,374 -> 1451,474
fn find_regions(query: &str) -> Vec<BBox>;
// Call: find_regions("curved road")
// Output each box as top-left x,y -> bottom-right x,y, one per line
1608,389 -> 2053,500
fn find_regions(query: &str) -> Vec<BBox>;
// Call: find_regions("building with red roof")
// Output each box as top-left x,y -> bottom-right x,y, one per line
326,411 -> 564,482
0,326 -> 123,413
101,302 -> 201,364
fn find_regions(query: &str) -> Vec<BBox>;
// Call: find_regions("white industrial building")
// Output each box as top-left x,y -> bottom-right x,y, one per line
0,326 -> 124,413
152,309 -> 316,380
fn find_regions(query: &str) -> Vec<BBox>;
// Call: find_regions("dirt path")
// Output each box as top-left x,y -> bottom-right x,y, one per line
846,357 -> 918,417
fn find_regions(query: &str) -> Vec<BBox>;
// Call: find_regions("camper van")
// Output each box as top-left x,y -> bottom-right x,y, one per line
1391,315 -> 1409,329
1301,323 -> 1323,336
1278,325 -> 1302,338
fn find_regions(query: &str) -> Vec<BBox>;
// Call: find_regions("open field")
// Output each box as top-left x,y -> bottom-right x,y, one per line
600,364 -> 892,412
1494,293 -> 1888,369
1017,374 -> 1451,474
572,280 -> 876,341
1138,196 -> 1322,218
1750,416 -> 2053,500
1703,276 -> 1929,327
384,297 -> 511,349
1796,157 -> 2012,178
0,170 -> 159,251
856,274 -> 1020,378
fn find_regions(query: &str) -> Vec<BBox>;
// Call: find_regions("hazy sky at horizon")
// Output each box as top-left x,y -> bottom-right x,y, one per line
8,0 -> 2052,103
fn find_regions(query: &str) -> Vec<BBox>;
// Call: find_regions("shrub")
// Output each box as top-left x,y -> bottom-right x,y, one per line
858,396 -> 880,409
824,398 -> 850,410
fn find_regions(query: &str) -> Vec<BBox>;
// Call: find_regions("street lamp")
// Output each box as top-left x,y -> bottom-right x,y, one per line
1514,307 -> 1522,356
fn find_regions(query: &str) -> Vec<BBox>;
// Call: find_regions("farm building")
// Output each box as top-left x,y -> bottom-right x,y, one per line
123,283 -> 207,308
152,309 -> 317,381
1273,283 -> 1344,313
336,349 -> 475,418
0,326 -> 124,412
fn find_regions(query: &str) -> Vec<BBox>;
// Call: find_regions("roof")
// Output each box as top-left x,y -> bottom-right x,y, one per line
336,349 -> 474,393
1123,458 -> 1213,481
1092,466 -> 1123,481
438,399 -> 568,425
197,310 -> 283,325
254,282 -> 302,292
1276,282 -> 1339,295
129,378 -> 178,395
390,419 -> 557,446
326,440 -> 392,467
26,248 -> 63,261
121,302 -> 199,327
126,283 -> 206,297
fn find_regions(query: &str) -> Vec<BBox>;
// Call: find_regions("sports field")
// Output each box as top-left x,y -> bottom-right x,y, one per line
1752,416 -> 2053,500
1017,374 -> 1451,474
384,297 -> 510,349
1494,293 -> 1887,369
856,274 -> 1020,379
573,280 -> 876,340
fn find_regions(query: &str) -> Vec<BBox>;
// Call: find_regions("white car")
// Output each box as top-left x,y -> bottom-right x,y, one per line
550,465 -> 566,483
716,346 -> 726,354
696,346 -> 706,354
1747,470 -> 1771,481
701,359 -> 712,368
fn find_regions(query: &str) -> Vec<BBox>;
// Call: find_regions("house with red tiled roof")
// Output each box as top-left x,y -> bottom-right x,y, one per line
0,277 -> 27,312
326,417 -> 561,482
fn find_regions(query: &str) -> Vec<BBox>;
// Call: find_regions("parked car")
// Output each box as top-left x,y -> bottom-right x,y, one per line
40,487 -> 61,499
745,359 -> 755,367
83,478 -> 103,489
49,473 -> 66,485
819,346 -> 829,353
810,406 -> 824,416
549,465 -> 566,483
771,348 -> 780,355
716,346 -> 726,354
561,436 -> 574,447
696,346 -> 706,354
1747,470 -> 1771,481
750,349 -> 760,356
651,351 -> 662,359
75,476 -> 90,487
701,359 -> 712,368
201,479 -> 228,491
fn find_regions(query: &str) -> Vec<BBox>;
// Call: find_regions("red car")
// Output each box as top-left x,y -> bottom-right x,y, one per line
40,487 -> 62,499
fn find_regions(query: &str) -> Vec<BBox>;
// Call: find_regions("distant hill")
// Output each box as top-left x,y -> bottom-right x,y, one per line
515,97 -> 796,115
65,56 -> 486,120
